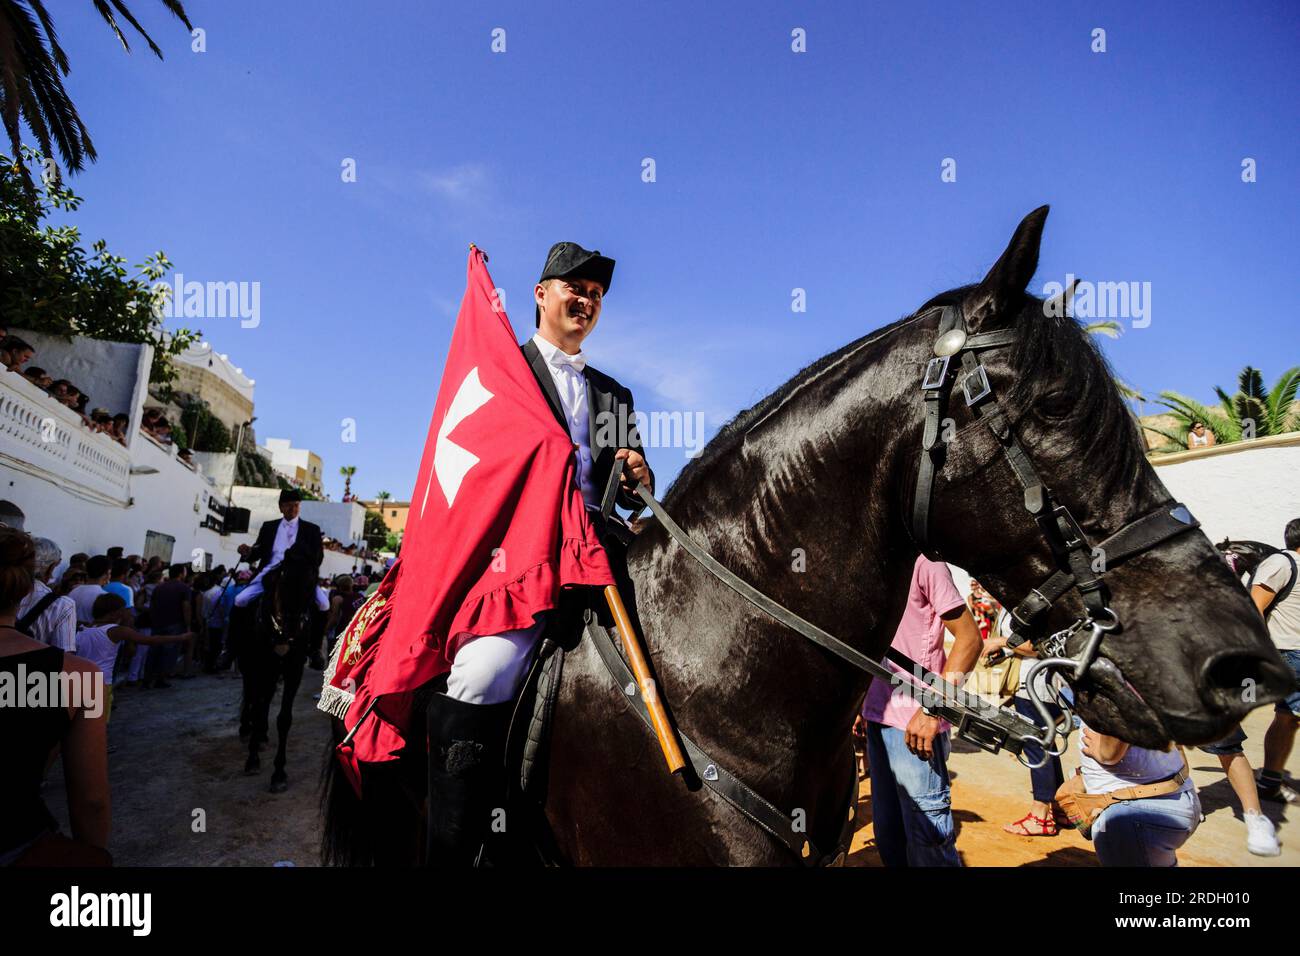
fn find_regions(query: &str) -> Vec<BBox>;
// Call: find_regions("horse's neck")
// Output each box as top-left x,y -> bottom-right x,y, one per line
628,338 -> 921,783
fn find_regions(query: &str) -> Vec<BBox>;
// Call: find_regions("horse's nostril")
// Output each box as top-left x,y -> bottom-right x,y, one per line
1200,651 -> 1295,715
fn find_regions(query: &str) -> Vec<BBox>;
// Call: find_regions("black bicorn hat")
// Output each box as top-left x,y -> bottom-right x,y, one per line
538,241 -> 615,294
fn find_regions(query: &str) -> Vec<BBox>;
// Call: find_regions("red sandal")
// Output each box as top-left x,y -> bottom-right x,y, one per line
1003,812 -> 1057,836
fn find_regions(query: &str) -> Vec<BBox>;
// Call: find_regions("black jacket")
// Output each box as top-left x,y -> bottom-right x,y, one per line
246,517 -> 324,575
521,337 -> 654,514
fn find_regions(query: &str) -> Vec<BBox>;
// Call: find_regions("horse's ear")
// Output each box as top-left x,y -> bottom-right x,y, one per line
1042,276 -> 1079,318
966,205 -> 1049,329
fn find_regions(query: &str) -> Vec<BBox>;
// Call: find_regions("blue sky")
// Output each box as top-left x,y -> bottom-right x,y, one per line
43,0 -> 1300,500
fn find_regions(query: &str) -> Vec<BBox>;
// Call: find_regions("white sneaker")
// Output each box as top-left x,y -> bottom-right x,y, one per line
1245,811 -> 1281,857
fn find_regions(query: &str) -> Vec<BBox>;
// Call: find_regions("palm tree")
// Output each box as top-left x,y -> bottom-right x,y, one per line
0,1 -> 192,181
376,490 -> 392,512
340,465 -> 357,501
1149,365 -> 1300,453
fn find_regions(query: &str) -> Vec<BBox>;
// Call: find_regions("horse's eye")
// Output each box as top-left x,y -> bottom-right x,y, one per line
1035,391 -> 1075,421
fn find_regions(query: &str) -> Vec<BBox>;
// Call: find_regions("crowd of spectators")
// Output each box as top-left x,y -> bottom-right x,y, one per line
0,519 -> 386,865
1,330 -> 135,446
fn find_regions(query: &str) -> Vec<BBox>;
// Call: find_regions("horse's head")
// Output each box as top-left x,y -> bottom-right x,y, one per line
914,206 -> 1292,748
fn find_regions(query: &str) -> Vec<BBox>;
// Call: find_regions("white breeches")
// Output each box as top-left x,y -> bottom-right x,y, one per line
234,565 -> 273,607
444,621 -> 545,706
233,567 -> 328,610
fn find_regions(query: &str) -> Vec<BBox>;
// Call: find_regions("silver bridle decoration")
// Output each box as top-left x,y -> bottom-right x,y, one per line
1015,608 -> 1120,769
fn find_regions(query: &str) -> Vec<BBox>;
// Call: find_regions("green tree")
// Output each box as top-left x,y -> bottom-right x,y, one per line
277,475 -> 319,501
0,1 -> 193,184
363,509 -> 387,550
1150,366 -> 1300,453
340,465 -> 356,500
176,399 -> 230,453
0,148 -> 197,382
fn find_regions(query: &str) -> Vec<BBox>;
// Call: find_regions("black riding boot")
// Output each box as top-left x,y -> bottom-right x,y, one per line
425,693 -> 514,867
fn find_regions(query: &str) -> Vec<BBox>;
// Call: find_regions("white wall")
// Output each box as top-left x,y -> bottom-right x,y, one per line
321,549 -> 382,580
1,366 -> 244,567
191,450 -> 237,491
11,329 -> 150,448
941,439 -> 1300,599
229,487 -> 365,545
121,433 -> 238,567
1150,438 -> 1300,548
301,499 -> 365,545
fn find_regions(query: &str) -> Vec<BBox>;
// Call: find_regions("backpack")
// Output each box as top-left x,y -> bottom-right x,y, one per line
15,591 -> 59,638
1248,551 -> 1298,619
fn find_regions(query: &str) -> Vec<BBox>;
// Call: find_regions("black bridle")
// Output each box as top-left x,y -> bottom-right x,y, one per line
909,302 -> 1201,759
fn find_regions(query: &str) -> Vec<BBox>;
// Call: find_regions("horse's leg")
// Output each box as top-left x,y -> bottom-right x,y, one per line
236,606 -> 254,739
245,654 -> 271,774
269,653 -> 304,793
238,661 -> 253,740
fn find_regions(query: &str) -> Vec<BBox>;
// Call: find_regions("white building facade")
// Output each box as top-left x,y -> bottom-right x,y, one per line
0,335 -> 245,569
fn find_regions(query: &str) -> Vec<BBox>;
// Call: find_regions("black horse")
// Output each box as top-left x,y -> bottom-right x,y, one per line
241,560 -> 317,793
1217,538 -> 1276,581
325,206 -> 1293,865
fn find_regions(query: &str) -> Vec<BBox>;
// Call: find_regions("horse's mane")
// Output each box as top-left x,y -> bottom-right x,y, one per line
662,284 -> 1146,510
662,313 -> 920,510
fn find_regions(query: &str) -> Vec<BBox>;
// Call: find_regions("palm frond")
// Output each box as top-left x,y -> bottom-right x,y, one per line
90,0 -> 131,53
1265,366 -> 1300,434
91,0 -> 192,58
25,1 -> 69,73
1115,379 -> 1145,401
1156,390 -> 1238,442
1083,320 -> 1122,339
1212,386 -> 1237,429
1238,366 -> 1266,403
0,0 -> 96,175
1,0 -> 189,179
1141,423 -> 1186,443
1139,423 -> 1189,456
1234,394 -> 1268,437
12,15 -> 95,168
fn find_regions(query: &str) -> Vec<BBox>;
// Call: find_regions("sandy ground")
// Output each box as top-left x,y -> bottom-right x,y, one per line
45,670 -> 329,867
847,703 -> 1299,867
42,672 -> 1298,867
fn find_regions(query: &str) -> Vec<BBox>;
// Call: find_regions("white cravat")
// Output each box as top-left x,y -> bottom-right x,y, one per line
531,333 -> 598,507
269,516 -> 299,568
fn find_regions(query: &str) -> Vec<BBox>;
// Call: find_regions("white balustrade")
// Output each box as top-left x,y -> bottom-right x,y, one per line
0,372 -> 130,503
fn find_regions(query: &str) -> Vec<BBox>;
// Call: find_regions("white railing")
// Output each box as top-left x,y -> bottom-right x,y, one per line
0,372 -> 130,504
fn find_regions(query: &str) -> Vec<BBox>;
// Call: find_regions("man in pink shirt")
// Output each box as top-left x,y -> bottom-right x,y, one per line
859,555 -> 983,866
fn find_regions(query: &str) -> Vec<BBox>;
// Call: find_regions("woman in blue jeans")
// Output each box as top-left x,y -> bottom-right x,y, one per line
1079,722 -> 1201,866
985,629 -> 1069,836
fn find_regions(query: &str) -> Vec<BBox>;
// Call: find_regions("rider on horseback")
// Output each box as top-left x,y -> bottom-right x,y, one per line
236,489 -> 325,607
424,241 -> 653,866
230,489 -> 325,657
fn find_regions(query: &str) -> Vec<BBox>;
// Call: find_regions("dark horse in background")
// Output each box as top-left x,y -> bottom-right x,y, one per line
324,207 -> 1293,865
240,559 -> 317,793
1217,539 -> 1277,581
